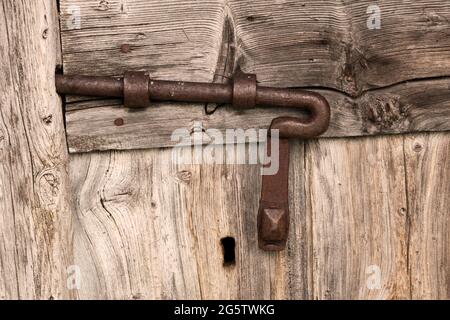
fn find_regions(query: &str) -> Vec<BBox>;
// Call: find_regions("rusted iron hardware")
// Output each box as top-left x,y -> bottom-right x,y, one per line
258,138 -> 290,250
55,70 -> 331,251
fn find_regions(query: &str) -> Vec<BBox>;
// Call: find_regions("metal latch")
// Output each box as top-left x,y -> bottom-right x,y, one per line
56,69 -> 331,251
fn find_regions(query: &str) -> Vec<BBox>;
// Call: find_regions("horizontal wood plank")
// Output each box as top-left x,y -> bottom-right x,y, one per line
60,0 -> 450,93
60,0 -> 450,153
66,79 -> 450,152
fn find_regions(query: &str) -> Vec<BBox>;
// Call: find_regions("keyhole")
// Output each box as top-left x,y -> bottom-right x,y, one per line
221,237 -> 236,266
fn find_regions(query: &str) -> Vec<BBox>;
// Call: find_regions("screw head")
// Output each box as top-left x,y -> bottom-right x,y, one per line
120,44 -> 131,53
114,118 -> 124,126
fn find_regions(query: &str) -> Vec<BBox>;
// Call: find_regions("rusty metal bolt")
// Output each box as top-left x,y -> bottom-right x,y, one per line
257,138 -> 290,251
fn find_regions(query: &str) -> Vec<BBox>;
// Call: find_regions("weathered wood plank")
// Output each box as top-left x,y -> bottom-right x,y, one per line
283,140 -> 313,299
70,150 -> 203,299
0,0 -> 74,299
60,0 -> 450,152
59,0 -> 450,93
406,133 -> 450,300
229,0 -> 450,95
59,0 -> 226,83
65,79 -> 450,153
306,136 -> 410,299
70,142 -> 311,299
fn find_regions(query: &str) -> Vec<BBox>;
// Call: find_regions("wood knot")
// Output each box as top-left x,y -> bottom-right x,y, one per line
362,95 -> 410,134
338,45 -> 368,96
43,114 -> 53,125
42,28 -> 49,39
0,132 -> 5,149
424,10 -> 448,26
36,167 -> 61,211
413,142 -> 423,153
97,0 -> 111,11
176,170 -> 192,184
132,293 -> 143,300
135,33 -> 147,40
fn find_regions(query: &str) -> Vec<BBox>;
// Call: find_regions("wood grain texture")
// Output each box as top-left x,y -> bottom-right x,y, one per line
306,136 -> 410,299
60,0 -> 450,300
406,133 -> 450,299
59,0 -> 450,92
0,0 -> 74,299
70,142 -> 311,299
70,133 -> 450,300
70,150 -> 202,299
59,0 -> 450,153
229,0 -> 450,94
65,79 -> 450,153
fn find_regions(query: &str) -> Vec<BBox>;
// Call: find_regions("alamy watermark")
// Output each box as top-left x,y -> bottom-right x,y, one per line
66,5 -> 81,30
366,265 -> 382,290
367,4 -> 381,30
171,123 -> 281,175
67,265 -> 81,290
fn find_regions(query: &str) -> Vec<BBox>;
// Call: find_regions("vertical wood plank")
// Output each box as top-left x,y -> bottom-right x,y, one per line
280,140 -> 312,300
307,136 -> 410,299
70,149 -> 203,299
70,141 -> 312,299
0,0 -> 74,299
406,133 -> 450,299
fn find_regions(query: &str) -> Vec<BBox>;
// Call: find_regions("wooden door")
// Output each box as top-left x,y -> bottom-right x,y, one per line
0,0 -> 449,299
